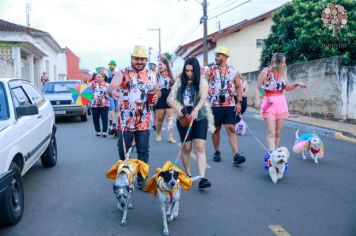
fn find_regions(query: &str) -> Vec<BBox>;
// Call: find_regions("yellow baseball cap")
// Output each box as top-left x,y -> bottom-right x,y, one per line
215,46 -> 230,57
131,45 -> 148,58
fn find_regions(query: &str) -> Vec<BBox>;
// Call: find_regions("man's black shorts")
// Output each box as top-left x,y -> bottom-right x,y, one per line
212,106 -> 237,127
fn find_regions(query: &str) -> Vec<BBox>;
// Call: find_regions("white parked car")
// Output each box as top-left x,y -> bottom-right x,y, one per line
42,80 -> 88,121
0,78 -> 57,226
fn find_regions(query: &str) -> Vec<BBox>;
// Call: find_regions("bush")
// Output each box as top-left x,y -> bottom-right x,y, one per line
260,0 -> 356,68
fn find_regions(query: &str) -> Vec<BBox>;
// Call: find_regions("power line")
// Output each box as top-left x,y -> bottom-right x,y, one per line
208,0 -> 252,19
209,0 -> 243,15
208,0 -> 238,15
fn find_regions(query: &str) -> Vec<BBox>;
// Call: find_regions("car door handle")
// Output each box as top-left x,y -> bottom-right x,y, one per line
37,115 -> 43,119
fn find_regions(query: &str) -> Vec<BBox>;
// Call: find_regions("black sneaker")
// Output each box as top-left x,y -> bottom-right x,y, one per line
233,153 -> 246,165
199,178 -> 211,189
213,151 -> 221,162
136,180 -> 147,191
152,125 -> 156,131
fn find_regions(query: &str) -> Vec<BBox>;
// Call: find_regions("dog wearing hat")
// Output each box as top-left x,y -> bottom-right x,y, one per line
293,129 -> 324,163
145,161 -> 192,236
105,157 -> 149,226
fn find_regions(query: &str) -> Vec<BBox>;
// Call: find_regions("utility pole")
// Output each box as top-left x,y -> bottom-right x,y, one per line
147,28 -> 161,57
202,0 -> 208,66
26,2 -> 31,27
183,0 -> 209,65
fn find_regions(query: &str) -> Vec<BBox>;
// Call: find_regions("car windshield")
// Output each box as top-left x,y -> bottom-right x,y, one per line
0,82 -> 10,121
43,82 -> 80,93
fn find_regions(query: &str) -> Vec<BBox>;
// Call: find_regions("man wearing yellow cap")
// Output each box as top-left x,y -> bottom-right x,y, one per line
208,46 -> 246,165
108,45 -> 161,189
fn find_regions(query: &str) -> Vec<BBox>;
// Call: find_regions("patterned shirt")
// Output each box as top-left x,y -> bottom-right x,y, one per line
118,66 -> 157,132
182,81 -> 195,107
262,67 -> 287,91
90,81 -> 110,107
157,74 -> 172,90
208,65 -> 237,107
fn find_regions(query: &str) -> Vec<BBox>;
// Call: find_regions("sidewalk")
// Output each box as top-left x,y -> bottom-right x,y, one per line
245,107 -> 356,143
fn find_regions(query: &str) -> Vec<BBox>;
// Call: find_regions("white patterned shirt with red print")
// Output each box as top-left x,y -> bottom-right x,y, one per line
208,65 -> 237,107
157,74 -> 172,90
90,81 -> 110,107
118,66 -> 157,132
262,67 -> 287,92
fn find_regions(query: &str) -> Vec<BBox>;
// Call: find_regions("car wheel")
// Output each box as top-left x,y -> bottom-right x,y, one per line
41,134 -> 57,168
80,113 -> 88,122
0,162 -> 24,226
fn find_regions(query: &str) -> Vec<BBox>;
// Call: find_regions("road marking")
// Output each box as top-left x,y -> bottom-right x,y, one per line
268,225 -> 291,236
177,143 -> 212,169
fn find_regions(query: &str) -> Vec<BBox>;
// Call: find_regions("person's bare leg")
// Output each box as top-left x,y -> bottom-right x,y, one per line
225,124 -> 238,154
166,108 -> 177,143
275,119 -> 285,148
181,142 -> 192,176
264,119 -> 277,151
155,109 -> 165,141
193,139 -> 207,178
212,125 -> 222,152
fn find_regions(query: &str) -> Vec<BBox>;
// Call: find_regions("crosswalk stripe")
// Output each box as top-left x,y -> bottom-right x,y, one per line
268,225 -> 291,236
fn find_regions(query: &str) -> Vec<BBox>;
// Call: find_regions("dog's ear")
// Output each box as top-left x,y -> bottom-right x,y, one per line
158,171 -> 164,178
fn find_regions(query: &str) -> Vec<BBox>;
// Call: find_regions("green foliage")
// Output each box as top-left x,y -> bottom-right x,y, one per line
260,0 -> 356,68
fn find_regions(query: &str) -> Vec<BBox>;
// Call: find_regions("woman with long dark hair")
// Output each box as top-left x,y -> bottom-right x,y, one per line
167,57 -> 215,189
154,56 -> 177,143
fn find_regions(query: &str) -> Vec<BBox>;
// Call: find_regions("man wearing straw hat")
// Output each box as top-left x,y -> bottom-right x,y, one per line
208,46 -> 246,165
108,45 -> 161,189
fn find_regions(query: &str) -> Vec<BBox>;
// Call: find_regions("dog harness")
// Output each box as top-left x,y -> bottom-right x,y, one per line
309,146 -> 320,154
116,164 -> 136,185
157,177 -> 180,203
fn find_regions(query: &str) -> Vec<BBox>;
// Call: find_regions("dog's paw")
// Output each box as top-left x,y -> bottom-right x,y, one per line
273,181 -> 277,184
163,229 -> 169,236
120,220 -> 127,226
129,203 -> 133,209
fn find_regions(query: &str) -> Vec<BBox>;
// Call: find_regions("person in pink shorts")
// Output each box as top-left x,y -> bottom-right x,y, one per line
254,53 -> 307,151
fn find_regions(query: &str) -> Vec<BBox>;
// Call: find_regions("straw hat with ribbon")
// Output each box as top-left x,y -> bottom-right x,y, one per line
215,46 -> 230,57
131,45 -> 148,58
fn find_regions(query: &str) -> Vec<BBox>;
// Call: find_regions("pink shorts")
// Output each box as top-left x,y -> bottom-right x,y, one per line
261,94 -> 289,120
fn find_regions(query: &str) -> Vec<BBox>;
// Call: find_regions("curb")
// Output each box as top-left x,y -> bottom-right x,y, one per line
244,112 -> 356,143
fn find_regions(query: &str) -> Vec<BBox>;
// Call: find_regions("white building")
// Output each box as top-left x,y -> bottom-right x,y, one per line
173,7 -> 280,74
0,19 -> 66,89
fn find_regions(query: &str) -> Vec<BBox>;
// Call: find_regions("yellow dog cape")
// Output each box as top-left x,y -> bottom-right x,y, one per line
144,161 -> 193,196
105,159 -> 149,183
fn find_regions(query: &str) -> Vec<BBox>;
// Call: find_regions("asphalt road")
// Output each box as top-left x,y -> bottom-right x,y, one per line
1,115 -> 355,236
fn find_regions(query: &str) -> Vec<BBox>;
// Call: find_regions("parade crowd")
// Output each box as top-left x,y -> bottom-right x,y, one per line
87,45 -> 306,189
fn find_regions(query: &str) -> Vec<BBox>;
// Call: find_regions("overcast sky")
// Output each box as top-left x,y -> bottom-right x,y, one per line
0,0 -> 290,70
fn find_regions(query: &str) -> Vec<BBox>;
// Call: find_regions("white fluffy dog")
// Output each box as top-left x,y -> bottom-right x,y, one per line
267,147 -> 290,184
294,130 -> 324,164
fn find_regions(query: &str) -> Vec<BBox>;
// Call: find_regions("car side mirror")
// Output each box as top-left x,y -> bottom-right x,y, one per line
16,104 -> 39,117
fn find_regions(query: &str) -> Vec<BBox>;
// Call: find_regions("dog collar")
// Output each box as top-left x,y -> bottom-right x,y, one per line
157,178 -> 180,203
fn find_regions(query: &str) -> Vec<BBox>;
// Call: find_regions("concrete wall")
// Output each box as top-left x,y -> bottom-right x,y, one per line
242,56 -> 356,122
217,17 -> 274,74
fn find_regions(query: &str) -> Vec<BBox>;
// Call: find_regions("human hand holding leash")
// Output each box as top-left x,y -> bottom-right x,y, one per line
189,109 -> 198,120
